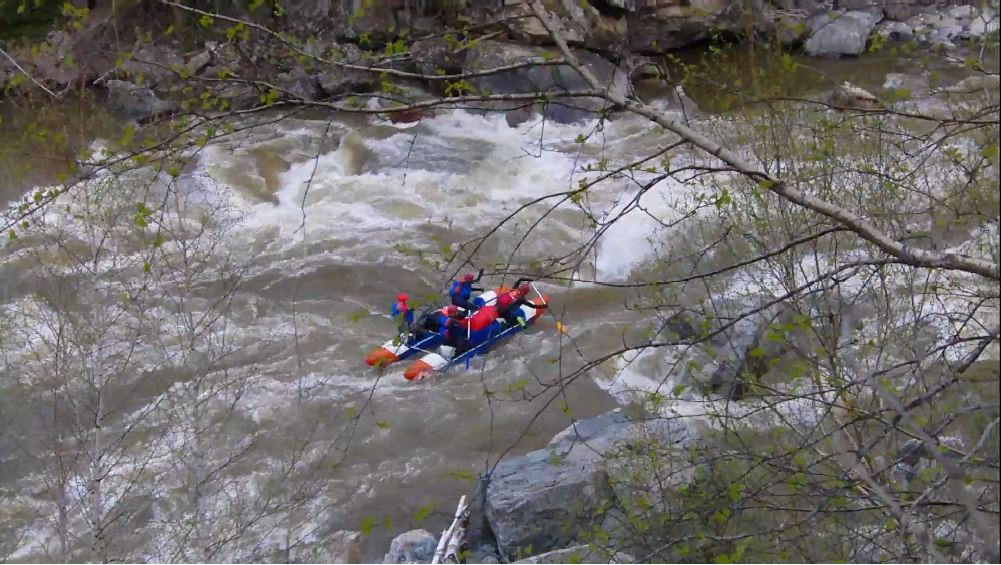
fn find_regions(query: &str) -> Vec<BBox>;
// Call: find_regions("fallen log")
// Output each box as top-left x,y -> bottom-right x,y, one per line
432,495 -> 469,564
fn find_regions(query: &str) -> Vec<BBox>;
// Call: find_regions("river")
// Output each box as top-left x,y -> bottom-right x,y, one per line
0,44 -> 992,561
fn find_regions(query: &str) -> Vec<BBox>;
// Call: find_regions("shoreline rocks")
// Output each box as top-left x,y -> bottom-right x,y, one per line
3,1 -> 996,125
384,529 -> 437,564
484,410 -> 693,561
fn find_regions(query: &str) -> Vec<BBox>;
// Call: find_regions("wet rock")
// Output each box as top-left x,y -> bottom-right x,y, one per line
894,96 -> 953,120
485,410 -> 694,561
505,106 -> 536,128
315,42 -> 379,97
938,74 -> 1001,94
603,416 -> 694,521
773,10 -> 812,47
881,0 -> 924,21
663,308 -> 705,341
804,10 -> 883,58
624,0 -> 748,54
670,299 -> 810,400
469,543 -> 501,564
105,79 -> 178,121
384,529 -> 436,564
931,23 -> 964,44
831,81 -> 880,109
185,50 -> 212,76
121,43 -> 183,89
882,72 -> 929,97
967,10 -> 1000,39
277,67 -> 322,101
685,315 -> 761,400
486,412 -> 621,560
21,29 -> 103,88
409,37 -> 465,76
514,544 -> 634,563
947,5 -> 977,21
874,20 -> 914,42
463,40 -> 629,123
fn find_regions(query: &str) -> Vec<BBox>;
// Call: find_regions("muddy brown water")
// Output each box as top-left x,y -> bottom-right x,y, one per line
1,43 -> 995,561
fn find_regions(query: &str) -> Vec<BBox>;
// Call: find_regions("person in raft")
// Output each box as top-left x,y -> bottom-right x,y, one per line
448,270 -> 484,311
391,293 -> 414,338
496,279 -> 544,328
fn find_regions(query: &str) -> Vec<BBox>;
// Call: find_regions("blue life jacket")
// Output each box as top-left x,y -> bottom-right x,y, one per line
449,280 -> 472,301
391,302 -> 414,325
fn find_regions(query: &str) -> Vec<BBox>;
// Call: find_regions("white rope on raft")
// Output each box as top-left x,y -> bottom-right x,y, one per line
431,495 -> 469,564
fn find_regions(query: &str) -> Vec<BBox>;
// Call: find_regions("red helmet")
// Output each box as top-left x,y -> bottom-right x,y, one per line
517,284 -> 531,295
445,305 -> 459,316
397,293 -> 408,302
462,273 -> 476,282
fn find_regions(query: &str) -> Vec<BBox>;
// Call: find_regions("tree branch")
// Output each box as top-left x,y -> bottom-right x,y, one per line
527,0 -> 1000,281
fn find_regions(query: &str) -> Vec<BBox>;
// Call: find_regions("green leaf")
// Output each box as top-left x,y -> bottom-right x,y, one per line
728,482 -> 743,502
447,468 -> 476,481
414,502 -> 434,523
749,347 -> 766,359
507,378 -> 529,393
714,188 -> 731,208
360,515 -> 374,535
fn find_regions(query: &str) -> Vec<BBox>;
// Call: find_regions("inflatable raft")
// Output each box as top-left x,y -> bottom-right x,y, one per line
364,287 -> 548,380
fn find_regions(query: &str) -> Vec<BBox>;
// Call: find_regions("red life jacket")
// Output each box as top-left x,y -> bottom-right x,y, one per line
462,305 -> 498,331
496,290 -> 520,311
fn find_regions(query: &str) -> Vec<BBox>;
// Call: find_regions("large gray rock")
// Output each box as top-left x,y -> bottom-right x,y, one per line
316,44 -> 382,98
122,43 -> 183,89
184,50 -> 213,76
874,20 -> 914,42
105,79 -> 178,121
486,411 -> 623,561
831,81 -> 880,109
384,529 -> 436,564
668,299 -> 813,400
485,410 -> 694,561
804,10 -> 882,57
966,9 -> 1000,39
462,40 -> 630,123
882,72 -> 929,97
277,67 -> 322,101
625,2 -> 734,53
682,315 -> 761,400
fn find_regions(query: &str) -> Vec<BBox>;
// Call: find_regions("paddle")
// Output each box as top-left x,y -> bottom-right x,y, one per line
530,281 -> 570,336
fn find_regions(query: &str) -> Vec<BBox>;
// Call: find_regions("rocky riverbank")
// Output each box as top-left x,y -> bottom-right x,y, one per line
3,2 -> 996,564
2,1 -> 997,126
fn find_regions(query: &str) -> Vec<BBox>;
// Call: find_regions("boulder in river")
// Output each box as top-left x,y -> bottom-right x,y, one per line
463,40 -> 630,124
874,20 -> 914,42
277,66 -> 322,101
485,410 -> 694,561
105,79 -> 178,122
882,72 -> 929,98
804,10 -> 883,58
831,81 -> 880,109
121,42 -> 183,90
383,529 -> 437,564
966,9 -> 1000,39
